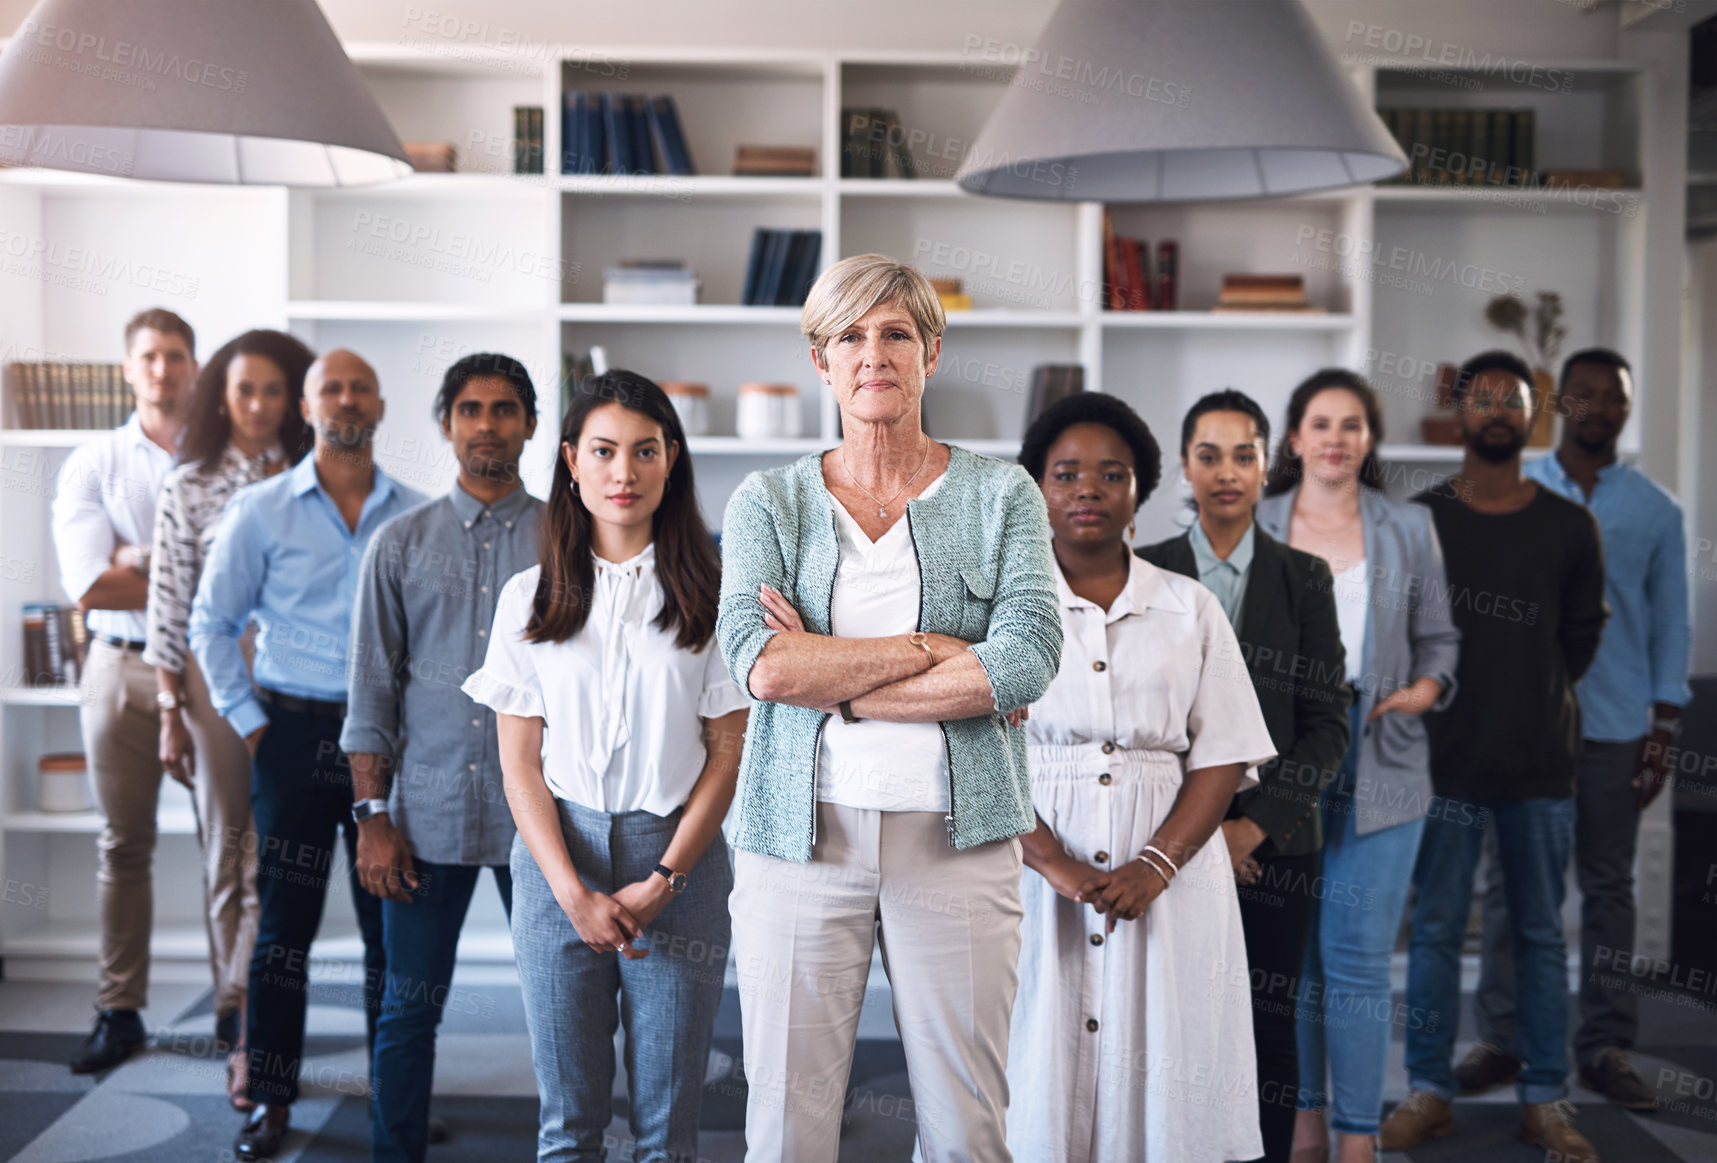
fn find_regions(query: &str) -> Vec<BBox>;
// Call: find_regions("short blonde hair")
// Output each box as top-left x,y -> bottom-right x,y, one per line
800,254 -> 945,367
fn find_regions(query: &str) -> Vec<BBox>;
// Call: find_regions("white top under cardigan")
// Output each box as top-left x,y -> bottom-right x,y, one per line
462,545 -> 750,815
1331,557 -> 1370,683
816,472 -> 951,812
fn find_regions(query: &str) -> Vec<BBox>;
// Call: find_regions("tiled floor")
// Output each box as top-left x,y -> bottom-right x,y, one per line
1,965 -> 1712,1162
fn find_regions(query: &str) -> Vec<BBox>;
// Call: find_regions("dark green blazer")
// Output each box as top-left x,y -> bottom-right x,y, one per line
1137,525 -> 1351,858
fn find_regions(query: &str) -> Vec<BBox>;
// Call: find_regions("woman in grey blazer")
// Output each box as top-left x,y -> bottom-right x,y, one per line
1257,369 -> 1460,1163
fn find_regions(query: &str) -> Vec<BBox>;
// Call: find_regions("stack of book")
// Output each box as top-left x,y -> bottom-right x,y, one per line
562,93 -> 694,176
403,142 -> 456,172
7,362 -> 130,429
603,261 -> 699,306
1025,365 -> 1084,428
930,277 -> 971,313
839,108 -> 917,179
1379,107 -> 1536,187
734,145 -> 815,177
512,106 -> 544,174
1101,213 -> 1177,311
22,603 -> 88,687
1213,274 -> 1324,314
741,230 -> 822,306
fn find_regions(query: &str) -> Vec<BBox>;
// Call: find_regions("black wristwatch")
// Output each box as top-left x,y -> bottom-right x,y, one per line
653,863 -> 687,893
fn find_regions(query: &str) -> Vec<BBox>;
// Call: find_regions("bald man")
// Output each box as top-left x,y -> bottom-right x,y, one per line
191,349 -> 427,1160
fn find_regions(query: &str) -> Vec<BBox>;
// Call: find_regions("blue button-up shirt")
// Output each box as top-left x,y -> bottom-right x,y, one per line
189,455 -> 426,739
340,483 -> 542,866
1524,453 -> 1691,741
1188,519 -> 1255,630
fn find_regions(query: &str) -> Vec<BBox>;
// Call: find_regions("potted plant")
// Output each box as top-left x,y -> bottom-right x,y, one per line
1483,291 -> 1567,447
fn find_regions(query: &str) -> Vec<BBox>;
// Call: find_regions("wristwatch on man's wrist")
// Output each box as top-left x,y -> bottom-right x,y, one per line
156,691 -> 182,713
653,863 -> 688,893
351,798 -> 389,824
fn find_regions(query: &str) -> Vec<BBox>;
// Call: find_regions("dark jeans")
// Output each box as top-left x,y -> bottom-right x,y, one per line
1475,738 -> 1642,1068
370,859 -> 514,1163
1406,794 -> 1575,1104
1237,846 -> 1320,1163
245,702 -> 386,1106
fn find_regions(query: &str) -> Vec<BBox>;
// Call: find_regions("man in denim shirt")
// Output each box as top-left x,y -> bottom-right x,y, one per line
342,354 -> 543,1163
1462,348 -> 1692,1112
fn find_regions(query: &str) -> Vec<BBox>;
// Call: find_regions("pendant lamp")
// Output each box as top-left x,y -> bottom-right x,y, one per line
0,0 -> 410,185
955,0 -> 1406,202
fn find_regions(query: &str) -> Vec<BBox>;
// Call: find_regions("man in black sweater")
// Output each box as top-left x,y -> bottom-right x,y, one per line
1383,351 -> 1608,1163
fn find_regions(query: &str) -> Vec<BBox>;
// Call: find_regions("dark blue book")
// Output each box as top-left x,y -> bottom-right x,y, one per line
741,228 -> 770,305
758,230 -> 791,306
583,94 -> 606,174
628,96 -> 657,174
601,93 -> 631,173
786,231 -> 822,305
646,95 -> 695,175
776,232 -> 810,306
561,92 -> 579,174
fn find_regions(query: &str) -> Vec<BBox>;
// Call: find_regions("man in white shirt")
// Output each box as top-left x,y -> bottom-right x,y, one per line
51,308 -> 196,1073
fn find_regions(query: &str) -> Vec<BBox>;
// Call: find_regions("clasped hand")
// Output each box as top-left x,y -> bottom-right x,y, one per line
1042,852 -> 1167,934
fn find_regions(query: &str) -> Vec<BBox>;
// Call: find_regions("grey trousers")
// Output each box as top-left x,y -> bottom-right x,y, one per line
511,800 -> 731,1163
1474,738 -> 1642,1067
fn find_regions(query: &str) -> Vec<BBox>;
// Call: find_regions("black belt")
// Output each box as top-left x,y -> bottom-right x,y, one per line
258,687 -> 347,719
94,633 -> 147,651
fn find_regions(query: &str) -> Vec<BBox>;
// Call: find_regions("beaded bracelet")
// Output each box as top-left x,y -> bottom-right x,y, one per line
1141,844 -> 1180,878
1136,852 -> 1173,888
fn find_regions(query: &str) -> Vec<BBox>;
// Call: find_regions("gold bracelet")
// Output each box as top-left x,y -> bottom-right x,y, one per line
908,631 -> 934,669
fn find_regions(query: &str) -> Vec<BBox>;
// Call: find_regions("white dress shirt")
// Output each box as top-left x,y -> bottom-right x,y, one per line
816,471 -> 950,813
463,545 -> 750,815
51,413 -> 175,642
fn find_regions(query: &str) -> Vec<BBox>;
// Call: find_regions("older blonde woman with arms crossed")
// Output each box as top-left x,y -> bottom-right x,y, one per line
716,254 -> 1063,1162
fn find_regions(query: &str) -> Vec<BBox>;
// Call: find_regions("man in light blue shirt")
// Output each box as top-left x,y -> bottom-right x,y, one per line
190,349 -> 425,1160
1468,348 -> 1692,1113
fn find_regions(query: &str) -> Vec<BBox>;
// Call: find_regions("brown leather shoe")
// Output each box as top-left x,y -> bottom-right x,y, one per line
1579,1047 -> 1660,1111
1379,1089 -> 1454,1150
1518,1099 -> 1600,1163
1454,1040 -> 1523,1094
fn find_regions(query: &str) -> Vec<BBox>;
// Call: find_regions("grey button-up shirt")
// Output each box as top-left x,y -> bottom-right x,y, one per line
342,483 -> 543,866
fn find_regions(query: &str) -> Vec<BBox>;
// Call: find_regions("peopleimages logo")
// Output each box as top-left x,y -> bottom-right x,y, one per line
19,18 -> 249,92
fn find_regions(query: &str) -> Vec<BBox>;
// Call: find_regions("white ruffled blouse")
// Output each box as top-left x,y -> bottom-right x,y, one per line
462,544 -> 750,815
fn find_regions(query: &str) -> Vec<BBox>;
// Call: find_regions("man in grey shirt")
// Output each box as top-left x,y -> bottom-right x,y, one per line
341,353 -> 543,1163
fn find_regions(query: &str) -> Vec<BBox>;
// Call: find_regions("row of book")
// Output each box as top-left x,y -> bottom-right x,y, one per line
7,362 -> 129,430
562,92 -> 694,176
840,108 -> 917,179
512,105 -> 545,175
734,145 -> 815,177
1101,214 -> 1178,311
1213,274 -> 1324,314
603,261 -> 699,306
1379,107 -> 1535,187
741,230 -> 822,306
22,603 -> 88,688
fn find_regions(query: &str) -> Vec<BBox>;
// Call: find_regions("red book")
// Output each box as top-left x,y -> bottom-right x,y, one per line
1156,240 -> 1178,311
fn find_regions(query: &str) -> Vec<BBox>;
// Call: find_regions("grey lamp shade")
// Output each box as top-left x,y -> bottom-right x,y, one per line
956,0 -> 1406,202
0,0 -> 409,185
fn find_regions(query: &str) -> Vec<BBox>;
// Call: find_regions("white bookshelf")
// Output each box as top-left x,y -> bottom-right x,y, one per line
0,44 -> 1664,975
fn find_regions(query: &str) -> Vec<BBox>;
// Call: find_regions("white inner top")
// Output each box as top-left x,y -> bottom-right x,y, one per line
1331,557 -> 1370,683
461,545 -> 750,815
816,471 -> 951,813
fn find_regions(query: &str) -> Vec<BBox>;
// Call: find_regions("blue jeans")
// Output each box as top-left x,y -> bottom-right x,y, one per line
370,857 -> 514,1163
1296,702 -> 1426,1134
1405,794 -> 1576,1105
512,800 -> 732,1162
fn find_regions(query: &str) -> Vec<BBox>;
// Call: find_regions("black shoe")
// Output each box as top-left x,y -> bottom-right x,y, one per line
69,1009 -> 145,1074
427,1113 -> 449,1143
233,1103 -> 291,1161
214,1009 -> 241,1055
1453,1040 -> 1522,1095
1580,1046 -> 1661,1111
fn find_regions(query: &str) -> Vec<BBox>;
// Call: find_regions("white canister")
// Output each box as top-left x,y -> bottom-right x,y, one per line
660,382 -> 710,437
735,383 -> 801,440
38,752 -> 93,813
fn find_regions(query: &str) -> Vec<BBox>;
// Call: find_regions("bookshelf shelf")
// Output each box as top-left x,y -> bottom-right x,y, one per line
557,175 -> 826,198
837,179 -> 967,198
1099,312 -> 1359,332
555,303 -> 803,324
687,436 -> 827,456
1372,185 -> 1644,209
284,301 -> 547,322
944,310 -> 1086,329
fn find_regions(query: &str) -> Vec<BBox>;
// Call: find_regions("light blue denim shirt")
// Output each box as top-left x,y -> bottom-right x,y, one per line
1524,453 -> 1691,740
1188,519 -> 1255,629
716,445 -> 1063,862
189,455 -> 426,739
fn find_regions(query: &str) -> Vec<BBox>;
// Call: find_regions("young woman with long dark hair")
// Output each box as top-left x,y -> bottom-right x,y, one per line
463,370 -> 749,1161
144,328 -> 314,1109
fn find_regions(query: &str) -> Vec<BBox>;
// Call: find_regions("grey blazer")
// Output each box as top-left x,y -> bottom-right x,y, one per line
1257,486 -> 1461,833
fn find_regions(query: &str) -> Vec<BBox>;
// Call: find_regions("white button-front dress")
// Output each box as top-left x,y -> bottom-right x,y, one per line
1007,553 -> 1277,1163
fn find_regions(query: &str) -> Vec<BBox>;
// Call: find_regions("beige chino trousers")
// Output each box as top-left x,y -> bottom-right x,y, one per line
731,803 -> 1024,1163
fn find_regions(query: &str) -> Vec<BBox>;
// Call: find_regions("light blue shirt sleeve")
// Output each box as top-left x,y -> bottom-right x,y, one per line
1647,503 -> 1693,710
188,490 -> 269,739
